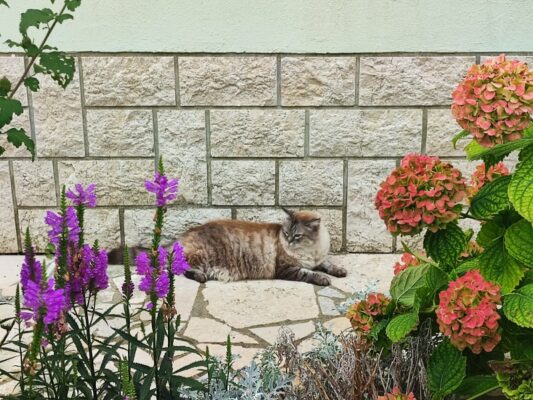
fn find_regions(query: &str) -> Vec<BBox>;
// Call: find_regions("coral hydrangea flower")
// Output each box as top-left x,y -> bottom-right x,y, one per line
393,252 -> 422,275
171,242 -> 190,275
436,269 -> 501,354
375,154 -> 467,235
452,54 -> 533,148
467,162 -> 510,198
377,387 -> 416,400
145,172 -> 179,207
66,183 -> 97,208
346,293 -> 390,334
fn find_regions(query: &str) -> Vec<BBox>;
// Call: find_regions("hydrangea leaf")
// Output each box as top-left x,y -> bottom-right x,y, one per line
500,317 -> 533,360
452,130 -> 469,150
477,218 -> 506,248
390,263 -> 430,307
480,238 -> 524,294
19,8 -> 55,35
465,135 -> 533,162
455,257 -> 480,275
385,313 -> 418,343
368,318 -> 389,341
0,97 -> 23,128
423,223 -> 467,268
508,154 -> 533,223
519,143 -> 533,162
503,284 -> 533,328
505,219 -> 533,267
428,339 -> 466,399
470,175 -> 512,219
454,375 -> 499,399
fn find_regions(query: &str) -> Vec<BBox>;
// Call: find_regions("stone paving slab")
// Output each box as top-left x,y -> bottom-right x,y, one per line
0,253 -> 398,391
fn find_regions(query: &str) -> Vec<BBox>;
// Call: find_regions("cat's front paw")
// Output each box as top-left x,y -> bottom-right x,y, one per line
328,265 -> 347,278
313,274 -> 331,286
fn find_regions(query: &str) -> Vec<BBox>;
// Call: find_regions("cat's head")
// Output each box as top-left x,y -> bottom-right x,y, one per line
280,208 -> 322,247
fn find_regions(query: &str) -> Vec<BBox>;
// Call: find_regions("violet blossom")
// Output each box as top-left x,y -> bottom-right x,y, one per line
145,172 -> 179,207
22,279 -> 65,326
66,183 -> 97,208
171,242 -> 190,275
136,247 -> 170,309
45,206 -> 81,246
20,251 -> 43,294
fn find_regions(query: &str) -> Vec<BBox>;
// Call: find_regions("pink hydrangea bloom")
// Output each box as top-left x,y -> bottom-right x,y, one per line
468,162 -> 510,198
378,387 -> 417,400
436,270 -> 501,354
393,252 -> 423,275
375,154 -> 467,235
452,54 -> 533,148
346,293 -> 390,334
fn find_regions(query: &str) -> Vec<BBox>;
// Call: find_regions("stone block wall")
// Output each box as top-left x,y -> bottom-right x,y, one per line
1,53 -> 523,254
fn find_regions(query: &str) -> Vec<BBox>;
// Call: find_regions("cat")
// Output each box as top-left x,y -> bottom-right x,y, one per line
180,208 -> 347,286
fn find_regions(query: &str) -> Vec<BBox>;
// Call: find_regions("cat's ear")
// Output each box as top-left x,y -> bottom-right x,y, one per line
305,218 -> 321,229
281,207 -> 294,218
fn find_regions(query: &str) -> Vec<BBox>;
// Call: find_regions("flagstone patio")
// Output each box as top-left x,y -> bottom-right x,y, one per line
0,253 -> 397,393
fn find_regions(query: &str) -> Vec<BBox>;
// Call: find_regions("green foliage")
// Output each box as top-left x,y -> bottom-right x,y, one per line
454,375 -> 499,399
423,223 -> 467,268
385,313 -> 418,343
503,284 -> 533,328
428,339 -> 466,399
390,263 -> 431,307
470,175 -> 512,219
505,219 -> 533,267
479,237 -> 524,294
508,152 -> 533,223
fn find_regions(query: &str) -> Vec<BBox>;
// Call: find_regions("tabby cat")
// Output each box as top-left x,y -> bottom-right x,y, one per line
180,208 -> 346,286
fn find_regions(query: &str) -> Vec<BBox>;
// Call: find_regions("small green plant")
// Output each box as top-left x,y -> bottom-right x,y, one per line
0,0 -> 80,159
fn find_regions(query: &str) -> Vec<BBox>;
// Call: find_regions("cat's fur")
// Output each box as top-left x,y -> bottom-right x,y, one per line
180,208 -> 346,285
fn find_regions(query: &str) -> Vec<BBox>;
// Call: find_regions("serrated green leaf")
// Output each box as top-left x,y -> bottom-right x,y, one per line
454,375 -> 499,399
0,76 -> 11,96
0,97 -> 23,128
477,219 -> 506,248
428,339 -> 466,399
24,77 -> 40,92
35,51 -> 75,88
385,313 -> 418,343
426,265 -> 450,292
503,284 -> 533,328
368,318 -> 389,341
519,143 -> 533,162
65,0 -> 82,11
19,8 -> 55,35
500,317 -> 533,360
470,175 -> 512,219
423,223 -> 467,268
6,128 -> 35,160
390,263 -> 430,307
505,219 -> 533,267
452,130 -> 469,150
455,257 -> 480,275
466,134 -> 533,162
480,238 -> 524,294
509,155 -> 533,223
56,13 -> 73,23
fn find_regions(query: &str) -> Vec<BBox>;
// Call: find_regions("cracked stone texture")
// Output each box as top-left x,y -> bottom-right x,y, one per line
210,109 -> 305,157
346,160 -> 395,252
179,56 -> 276,106
13,160 -> 56,206
33,64 -> 84,157
58,160 -> 154,206
202,280 -> 320,329
359,56 -> 475,105
158,110 -> 207,204
281,57 -> 356,106
426,109 -> 469,156
0,163 -> 17,253
279,160 -> 344,206
83,56 -> 176,106
0,112 -> 32,158
318,296 -> 340,316
236,208 -> 343,252
251,321 -> 315,345
124,208 -> 231,248
184,318 -> 257,344
18,208 -> 120,251
211,160 -> 275,205
0,56 -> 27,105
87,109 -> 154,156
310,109 -> 423,156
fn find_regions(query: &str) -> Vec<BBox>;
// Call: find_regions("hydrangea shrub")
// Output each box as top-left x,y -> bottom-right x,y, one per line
348,55 -> 533,400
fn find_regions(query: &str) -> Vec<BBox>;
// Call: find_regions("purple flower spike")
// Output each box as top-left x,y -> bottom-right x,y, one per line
92,249 -> 109,291
23,279 -> 65,326
66,183 -> 97,208
155,270 -> 169,299
122,281 -> 135,299
135,247 -> 170,304
135,252 -> 151,276
21,255 -> 43,293
171,242 -> 190,275
45,206 -> 80,246
145,172 -> 178,207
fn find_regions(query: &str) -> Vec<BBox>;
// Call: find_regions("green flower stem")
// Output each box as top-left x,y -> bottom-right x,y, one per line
83,292 -> 98,399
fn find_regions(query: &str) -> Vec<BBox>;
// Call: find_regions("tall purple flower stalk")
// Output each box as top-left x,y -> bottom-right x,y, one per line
45,206 -> 80,247
66,183 -> 97,207
171,242 -> 190,276
22,278 -> 65,326
20,228 -> 43,294
145,172 -> 179,207
136,248 -> 169,310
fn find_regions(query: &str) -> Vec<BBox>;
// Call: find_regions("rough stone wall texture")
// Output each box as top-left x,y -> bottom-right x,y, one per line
0,53 -> 505,254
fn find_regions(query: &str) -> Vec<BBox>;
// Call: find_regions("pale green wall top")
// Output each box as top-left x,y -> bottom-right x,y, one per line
1,0 -> 533,53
